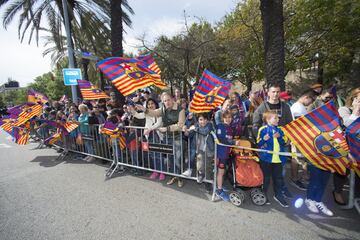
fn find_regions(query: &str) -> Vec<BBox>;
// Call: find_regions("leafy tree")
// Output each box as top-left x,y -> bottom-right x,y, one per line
217,0 -> 264,93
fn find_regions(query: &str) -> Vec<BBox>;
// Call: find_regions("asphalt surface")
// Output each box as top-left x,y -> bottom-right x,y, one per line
0,130 -> 359,240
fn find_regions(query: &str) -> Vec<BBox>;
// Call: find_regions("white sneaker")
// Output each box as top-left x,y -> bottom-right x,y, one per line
316,202 -> 334,216
182,169 -> 192,177
305,199 -> 319,213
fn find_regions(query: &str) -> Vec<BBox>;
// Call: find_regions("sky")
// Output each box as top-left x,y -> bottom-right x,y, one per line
0,0 -> 238,87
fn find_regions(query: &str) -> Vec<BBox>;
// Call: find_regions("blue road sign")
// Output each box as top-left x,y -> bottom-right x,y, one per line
63,68 -> 82,86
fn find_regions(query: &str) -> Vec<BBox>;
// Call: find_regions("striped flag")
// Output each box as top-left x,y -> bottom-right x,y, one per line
28,89 -> 48,104
44,132 -> 62,145
77,79 -> 110,100
12,127 -> 30,145
63,122 -> 79,133
13,104 -> 42,126
96,57 -> 166,96
136,55 -> 161,74
0,120 -> 14,134
189,69 -> 232,113
346,117 -> 360,177
100,121 -> 126,149
283,101 -> 350,175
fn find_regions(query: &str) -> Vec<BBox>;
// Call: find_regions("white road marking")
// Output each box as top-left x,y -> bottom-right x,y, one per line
0,143 -> 11,148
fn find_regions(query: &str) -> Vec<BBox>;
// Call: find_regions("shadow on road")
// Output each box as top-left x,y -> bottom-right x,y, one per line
30,156 -> 63,168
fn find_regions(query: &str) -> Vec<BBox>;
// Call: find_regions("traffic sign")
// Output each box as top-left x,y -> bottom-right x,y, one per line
63,68 -> 81,86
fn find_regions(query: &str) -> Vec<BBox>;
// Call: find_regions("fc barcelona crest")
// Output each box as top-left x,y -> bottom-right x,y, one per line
121,63 -> 153,80
314,127 -> 349,158
205,86 -> 221,105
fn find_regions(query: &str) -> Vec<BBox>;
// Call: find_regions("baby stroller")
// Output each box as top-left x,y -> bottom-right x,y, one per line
228,139 -> 267,207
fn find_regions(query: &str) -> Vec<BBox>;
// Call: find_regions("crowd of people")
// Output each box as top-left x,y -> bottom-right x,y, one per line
23,84 -> 360,217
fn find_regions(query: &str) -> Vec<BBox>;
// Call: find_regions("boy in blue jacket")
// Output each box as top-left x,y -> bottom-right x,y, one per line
257,110 -> 289,207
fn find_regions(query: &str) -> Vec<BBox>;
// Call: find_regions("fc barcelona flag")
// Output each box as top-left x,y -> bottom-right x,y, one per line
136,55 -> 161,74
189,69 -> 232,113
283,101 -> 350,175
100,121 -> 126,149
96,57 -> 166,96
77,80 -> 110,100
346,117 -> 360,176
28,89 -> 48,104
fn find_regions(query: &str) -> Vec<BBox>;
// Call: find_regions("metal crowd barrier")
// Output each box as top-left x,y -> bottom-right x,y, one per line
48,124 -> 360,211
54,124 -> 215,185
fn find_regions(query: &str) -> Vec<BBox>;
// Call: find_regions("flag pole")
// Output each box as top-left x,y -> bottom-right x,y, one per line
62,0 -> 78,103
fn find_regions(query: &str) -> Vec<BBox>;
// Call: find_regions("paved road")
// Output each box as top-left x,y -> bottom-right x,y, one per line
0,130 -> 359,240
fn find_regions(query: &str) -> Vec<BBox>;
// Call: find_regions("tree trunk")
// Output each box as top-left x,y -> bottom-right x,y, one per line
110,0 -> 125,105
110,0 -> 124,57
260,0 -> 285,90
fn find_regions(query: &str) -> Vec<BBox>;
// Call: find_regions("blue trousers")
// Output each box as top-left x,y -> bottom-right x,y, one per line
306,165 -> 331,202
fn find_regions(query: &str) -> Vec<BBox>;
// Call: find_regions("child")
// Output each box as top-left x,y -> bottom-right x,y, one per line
216,110 -> 237,201
184,113 -> 214,183
257,110 -> 289,207
230,104 -> 245,139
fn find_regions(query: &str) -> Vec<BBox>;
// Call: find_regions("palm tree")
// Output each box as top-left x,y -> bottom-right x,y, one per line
0,0 -> 108,45
109,0 -> 134,103
260,0 -> 286,90
110,0 -> 134,57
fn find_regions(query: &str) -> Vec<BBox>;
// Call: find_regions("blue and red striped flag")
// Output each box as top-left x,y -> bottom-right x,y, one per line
96,57 -> 166,96
77,80 -> 110,100
346,117 -> 360,177
283,101 -> 350,175
189,69 -> 232,113
28,89 -> 48,104
100,121 -> 126,149
136,55 -> 161,74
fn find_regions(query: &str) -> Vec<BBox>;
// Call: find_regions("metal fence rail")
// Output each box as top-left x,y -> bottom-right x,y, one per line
55,124 -> 215,185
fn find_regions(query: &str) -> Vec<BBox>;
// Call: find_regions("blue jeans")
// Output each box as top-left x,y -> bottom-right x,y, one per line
306,165 -> 330,202
84,139 -> 94,155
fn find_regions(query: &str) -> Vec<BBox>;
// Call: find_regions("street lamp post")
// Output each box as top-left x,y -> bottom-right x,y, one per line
62,0 -> 78,103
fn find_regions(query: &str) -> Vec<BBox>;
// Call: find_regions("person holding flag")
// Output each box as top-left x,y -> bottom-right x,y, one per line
334,88 -> 360,205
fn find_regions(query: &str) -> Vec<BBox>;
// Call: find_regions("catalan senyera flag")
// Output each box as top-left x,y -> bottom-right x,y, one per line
13,104 -> 42,127
100,121 -> 126,149
28,89 -> 48,104
346,117 -> 360,177
12,127 -> 30,145
63,122 -> 79,133
189,69 -> 232,113
96,57 -> 166,96
77,79 -> 110,100
0,120 -> 14,134
44,132 -> 62,145
283,101 -> 350,175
